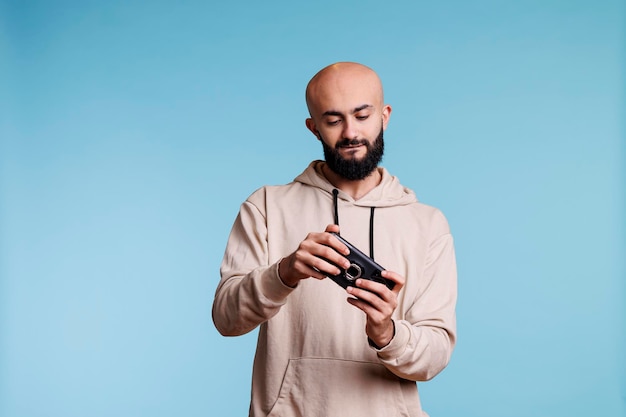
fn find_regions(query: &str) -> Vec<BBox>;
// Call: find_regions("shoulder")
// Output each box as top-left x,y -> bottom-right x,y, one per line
386,175 -> 451,234
398,198 -> 452,238
244,181 -> 307,208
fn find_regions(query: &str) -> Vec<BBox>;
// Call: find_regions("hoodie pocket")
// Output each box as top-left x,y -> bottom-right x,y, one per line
267,357 -> 411,417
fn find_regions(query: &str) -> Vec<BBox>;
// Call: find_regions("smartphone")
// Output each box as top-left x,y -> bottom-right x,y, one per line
326,232 -> 395,291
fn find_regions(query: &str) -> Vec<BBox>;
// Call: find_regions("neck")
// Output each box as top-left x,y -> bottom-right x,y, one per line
322,163 -> 382,200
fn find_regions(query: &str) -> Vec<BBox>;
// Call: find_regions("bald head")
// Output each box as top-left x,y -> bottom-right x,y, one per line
303,62 -> 392,184
305,62 -> 385,119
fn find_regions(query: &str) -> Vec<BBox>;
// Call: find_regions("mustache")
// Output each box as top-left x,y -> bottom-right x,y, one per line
335,138 -> 368,149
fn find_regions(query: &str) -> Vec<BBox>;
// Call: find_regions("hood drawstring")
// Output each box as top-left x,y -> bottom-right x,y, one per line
332,189 -> 340,227
369,207 -> 375,261
332,188 -> 376,261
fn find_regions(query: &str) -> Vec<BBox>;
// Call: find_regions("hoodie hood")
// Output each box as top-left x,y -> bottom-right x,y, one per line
294,160 -> 418,208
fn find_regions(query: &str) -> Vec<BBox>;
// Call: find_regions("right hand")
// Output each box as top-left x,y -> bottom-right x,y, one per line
278,224 -> 351,287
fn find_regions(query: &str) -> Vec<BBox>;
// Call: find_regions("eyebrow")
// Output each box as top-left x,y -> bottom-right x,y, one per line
322,104 -> 374,117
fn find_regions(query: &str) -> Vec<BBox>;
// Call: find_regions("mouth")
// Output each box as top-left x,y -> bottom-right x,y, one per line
337,139 -> 367,150
338,144 -> 366,159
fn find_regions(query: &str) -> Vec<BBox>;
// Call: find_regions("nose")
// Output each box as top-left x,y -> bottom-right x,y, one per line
342,118 -> 358,140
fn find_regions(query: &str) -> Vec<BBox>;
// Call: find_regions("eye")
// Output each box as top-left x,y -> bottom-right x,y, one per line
356,114 -> 370,121
326,119 -> 341,126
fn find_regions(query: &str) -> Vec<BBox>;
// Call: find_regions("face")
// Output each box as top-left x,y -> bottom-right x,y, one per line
305,64 -> 391,181
308,102 -> 390,180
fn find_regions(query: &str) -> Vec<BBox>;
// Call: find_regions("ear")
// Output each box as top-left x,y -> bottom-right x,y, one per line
305,118 -> 321,140
381,104 -> 392,130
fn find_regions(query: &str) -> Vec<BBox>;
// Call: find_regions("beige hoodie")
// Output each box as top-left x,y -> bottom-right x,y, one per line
213,161 -> 457,417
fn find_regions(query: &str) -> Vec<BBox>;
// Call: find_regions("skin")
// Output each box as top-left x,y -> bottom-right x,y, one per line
278,62 -> 406,348
305,62 -> 391,200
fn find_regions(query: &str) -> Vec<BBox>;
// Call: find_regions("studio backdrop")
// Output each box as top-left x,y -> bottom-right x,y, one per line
0,1 -> 623,416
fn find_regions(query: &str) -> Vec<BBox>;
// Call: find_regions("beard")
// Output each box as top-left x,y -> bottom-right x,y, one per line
321,127 -> 384,181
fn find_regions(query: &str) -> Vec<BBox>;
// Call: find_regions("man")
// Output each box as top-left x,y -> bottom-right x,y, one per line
212,62 -> 457,417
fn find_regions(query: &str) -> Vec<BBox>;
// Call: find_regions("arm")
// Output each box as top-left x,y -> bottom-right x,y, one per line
212,197 -> 351,336
212,200 -> 293,336
380,232 -> 457,381
347,213 -> 457,381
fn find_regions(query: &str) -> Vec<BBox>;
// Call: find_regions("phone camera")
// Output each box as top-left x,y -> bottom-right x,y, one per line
345,263 -> 362,281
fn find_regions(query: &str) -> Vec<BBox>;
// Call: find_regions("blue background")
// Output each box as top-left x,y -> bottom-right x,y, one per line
1,1 -> 624,416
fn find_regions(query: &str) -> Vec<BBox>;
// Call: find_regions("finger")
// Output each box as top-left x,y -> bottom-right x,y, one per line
309,226 -> 348,255
320,230 -> 349,256
302,238 -> 349,271
299,235 -> 348,268
353,279 -> 393,302
346,296 -> 377,315
346,296 -> 387,322
308,253 -> 345,276
301,260 -> 330,280
347,284 -> 387,310
324,224 -> 340,234
288,255 -> 327,280
381,270 -> 405,294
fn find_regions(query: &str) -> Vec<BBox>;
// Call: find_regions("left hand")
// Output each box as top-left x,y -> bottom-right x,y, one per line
346,270 -> 405,348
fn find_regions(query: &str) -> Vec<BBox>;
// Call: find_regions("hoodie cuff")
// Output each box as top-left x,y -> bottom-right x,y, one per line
260,260 -> 297,303
372,319 -> 411,359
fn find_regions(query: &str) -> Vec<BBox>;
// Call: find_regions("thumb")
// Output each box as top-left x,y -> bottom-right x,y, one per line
324,224 -> 340,234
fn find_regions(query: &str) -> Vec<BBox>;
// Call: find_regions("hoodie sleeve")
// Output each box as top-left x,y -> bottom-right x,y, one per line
374,210 -> 458,381
212,192 -> 296,336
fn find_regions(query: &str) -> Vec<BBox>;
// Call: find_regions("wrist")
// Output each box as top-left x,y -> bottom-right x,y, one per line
278,258 -> 297,288
368,320 -> 396,350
